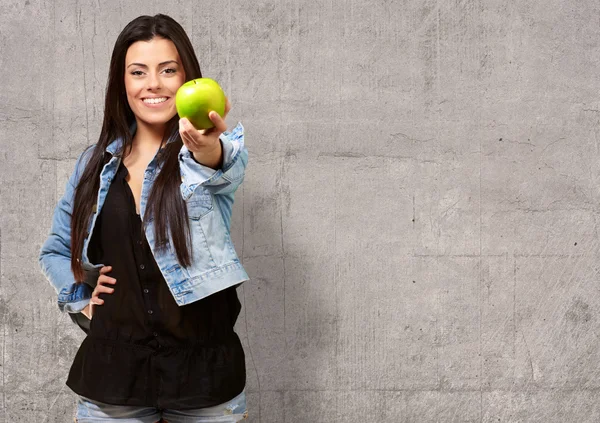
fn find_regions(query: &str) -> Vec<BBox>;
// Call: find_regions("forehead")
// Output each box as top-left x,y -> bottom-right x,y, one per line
125,37 -> 180,64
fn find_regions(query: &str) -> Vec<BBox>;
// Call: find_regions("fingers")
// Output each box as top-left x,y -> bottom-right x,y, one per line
179,116 -> 225,150
208,110 -> 228,133
90,296 -> 103,306
100,265 -> 112,274
179,119 -> 195,142
95,283 -> 115,294
91,286 -> 113,305
178,97 -> 230,152
90,295 -> 103,307
98,274 -> 117,285
211,97 -> 230,131
92,265 -> 116,307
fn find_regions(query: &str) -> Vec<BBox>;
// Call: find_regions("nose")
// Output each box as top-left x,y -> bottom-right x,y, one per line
147,72 -> 161,91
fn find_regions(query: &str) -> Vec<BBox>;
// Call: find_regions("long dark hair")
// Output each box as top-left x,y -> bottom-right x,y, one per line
71,14 -> 201,282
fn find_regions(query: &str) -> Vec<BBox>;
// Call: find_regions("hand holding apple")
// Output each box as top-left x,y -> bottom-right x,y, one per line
179,96 -> 231,155
176,77 -> 227,130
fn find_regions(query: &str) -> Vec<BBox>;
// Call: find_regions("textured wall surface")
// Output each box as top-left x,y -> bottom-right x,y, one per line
1,0 -> 600,421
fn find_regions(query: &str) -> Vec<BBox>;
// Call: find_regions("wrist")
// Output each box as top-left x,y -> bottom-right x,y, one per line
191,140 -> 223,169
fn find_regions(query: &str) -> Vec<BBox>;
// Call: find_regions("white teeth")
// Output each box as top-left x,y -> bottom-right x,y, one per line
143,97 -> 168,104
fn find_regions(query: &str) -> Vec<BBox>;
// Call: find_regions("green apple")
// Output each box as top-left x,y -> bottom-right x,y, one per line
175,78 -> 226,130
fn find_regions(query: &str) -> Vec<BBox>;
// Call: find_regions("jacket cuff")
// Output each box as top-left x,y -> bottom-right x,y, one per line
57,282 -> 92,313
178,122 -> 245,199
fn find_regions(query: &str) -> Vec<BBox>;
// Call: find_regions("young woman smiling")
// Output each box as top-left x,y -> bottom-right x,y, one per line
39,14 -> 249,423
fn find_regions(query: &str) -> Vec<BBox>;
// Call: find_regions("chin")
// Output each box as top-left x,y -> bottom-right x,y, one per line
137,112 -> 176,125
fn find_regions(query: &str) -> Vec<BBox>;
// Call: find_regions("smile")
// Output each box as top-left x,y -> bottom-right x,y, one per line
142,97 -> 169,104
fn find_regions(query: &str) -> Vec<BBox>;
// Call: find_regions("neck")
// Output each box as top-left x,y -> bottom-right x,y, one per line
132,119 -> 167,153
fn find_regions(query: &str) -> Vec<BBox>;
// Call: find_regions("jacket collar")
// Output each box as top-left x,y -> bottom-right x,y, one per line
105,120 -> 179,156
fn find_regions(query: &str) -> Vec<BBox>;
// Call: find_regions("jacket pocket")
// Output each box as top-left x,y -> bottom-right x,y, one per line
186,191 -> 213,220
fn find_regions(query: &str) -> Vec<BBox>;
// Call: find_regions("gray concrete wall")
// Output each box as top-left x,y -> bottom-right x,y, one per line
1,0 -> 599,421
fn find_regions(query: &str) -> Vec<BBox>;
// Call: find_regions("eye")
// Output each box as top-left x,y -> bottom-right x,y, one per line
130,68 -> 176,76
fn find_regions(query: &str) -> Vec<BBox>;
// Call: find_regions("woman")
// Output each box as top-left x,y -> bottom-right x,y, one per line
38,14 -> 249,423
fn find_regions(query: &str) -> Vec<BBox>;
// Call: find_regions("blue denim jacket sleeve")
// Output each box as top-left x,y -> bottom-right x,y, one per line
178,122 -> 248,200
39,146 -> 95,314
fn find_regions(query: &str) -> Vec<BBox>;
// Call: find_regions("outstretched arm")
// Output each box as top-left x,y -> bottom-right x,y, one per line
178,98 -> 248,198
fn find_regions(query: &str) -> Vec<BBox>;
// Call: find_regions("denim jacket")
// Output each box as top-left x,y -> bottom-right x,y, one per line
38,120 -> 249,328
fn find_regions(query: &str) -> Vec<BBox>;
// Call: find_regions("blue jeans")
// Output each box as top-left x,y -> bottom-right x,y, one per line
74,390 -> 248,422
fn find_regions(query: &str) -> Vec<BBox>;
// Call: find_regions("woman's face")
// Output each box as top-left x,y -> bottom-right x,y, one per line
124,37 -> 186,128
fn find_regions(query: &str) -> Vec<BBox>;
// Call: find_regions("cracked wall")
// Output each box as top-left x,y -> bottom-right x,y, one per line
1,0 -> 600,421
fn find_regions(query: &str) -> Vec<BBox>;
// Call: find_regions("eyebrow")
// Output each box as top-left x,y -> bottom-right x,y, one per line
127,60 -> 179,69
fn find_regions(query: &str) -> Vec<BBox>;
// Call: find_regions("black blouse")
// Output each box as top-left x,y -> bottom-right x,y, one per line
66,159 -> 246,409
